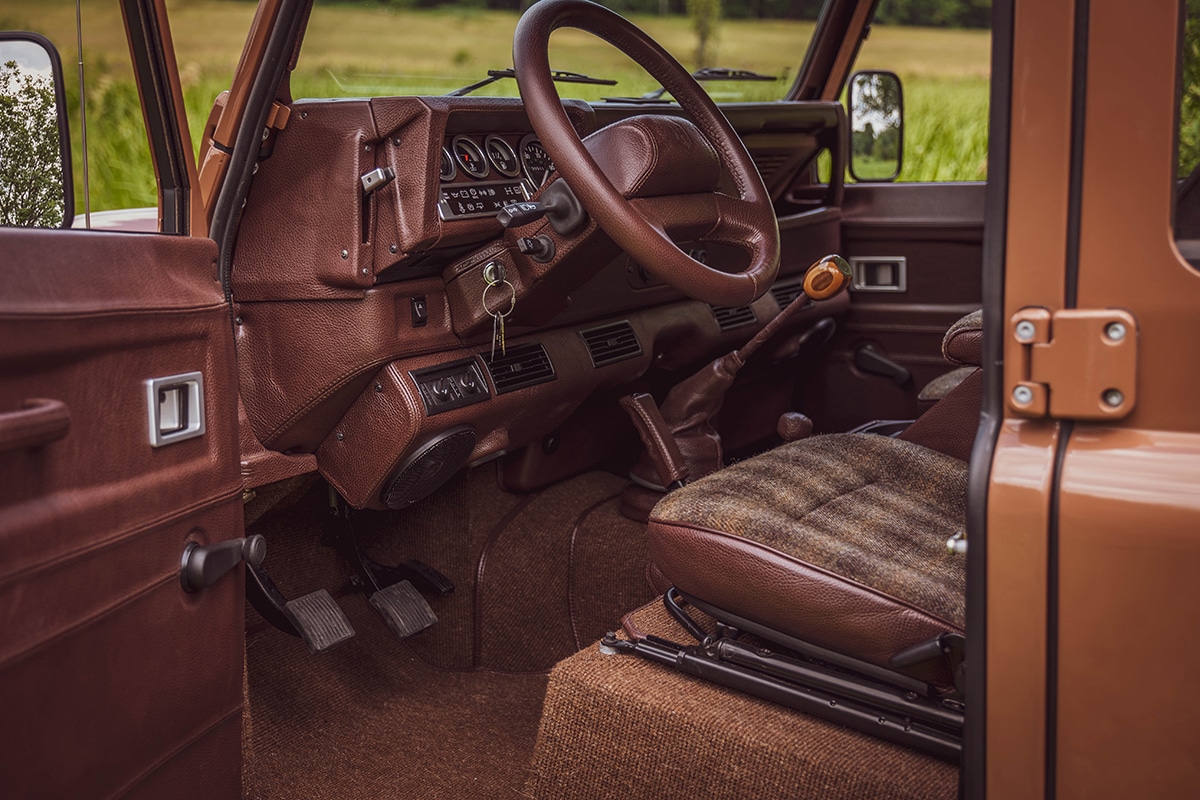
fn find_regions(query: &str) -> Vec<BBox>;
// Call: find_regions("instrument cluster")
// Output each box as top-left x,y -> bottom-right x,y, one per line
438,132 -> 556,220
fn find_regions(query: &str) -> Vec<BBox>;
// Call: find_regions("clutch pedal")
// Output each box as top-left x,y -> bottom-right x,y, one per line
246,560 -> 356,654
283,589 -> 356,654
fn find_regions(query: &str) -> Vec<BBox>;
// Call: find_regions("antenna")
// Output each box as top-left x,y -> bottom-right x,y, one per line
75,0 -> 90,228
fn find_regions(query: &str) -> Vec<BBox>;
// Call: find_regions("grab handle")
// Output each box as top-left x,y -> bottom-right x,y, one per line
0,398 -> 71,453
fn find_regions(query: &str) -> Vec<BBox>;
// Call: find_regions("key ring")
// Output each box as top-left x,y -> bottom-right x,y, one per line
482,279 -> 516,318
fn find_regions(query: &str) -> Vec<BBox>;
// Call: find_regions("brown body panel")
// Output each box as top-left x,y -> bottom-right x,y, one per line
1053,2 -> 1200,795
987,0 -> 1076,793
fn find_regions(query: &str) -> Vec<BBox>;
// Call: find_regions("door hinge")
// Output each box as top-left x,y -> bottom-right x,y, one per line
1008,308 -> 1137,420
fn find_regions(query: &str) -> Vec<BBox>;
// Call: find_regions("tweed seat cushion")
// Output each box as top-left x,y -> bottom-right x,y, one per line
648,433 -> 967,675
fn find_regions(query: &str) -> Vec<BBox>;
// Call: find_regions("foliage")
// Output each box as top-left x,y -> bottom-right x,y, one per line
1180,0 -> 1200,177
0,59 -> 64,227
686,0 -> 721,68
874,0 -> 990,29
317,0 -> 988,25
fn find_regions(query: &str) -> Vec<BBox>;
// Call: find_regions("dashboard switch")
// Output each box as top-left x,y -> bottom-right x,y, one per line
409,358 -> 491,416
517,235 -> 556,263
361,166 -> 396,194
411,296 -> 428,327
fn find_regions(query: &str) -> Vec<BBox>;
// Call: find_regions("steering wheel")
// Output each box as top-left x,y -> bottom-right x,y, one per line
513,0 -> 780,306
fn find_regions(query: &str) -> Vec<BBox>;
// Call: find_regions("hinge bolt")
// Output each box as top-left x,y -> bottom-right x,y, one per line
1012,385 -> 1033,406
1015,320 -> 1036,342
1103,389 -> 1124,408
1105,322 -> 1127,342
261,127 -> 270,142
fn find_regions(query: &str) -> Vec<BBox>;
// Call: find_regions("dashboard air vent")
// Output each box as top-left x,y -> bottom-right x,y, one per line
751,153 -> 790,185
484,343 -> 556,394
770,279 -> 811,311
580,321 -> 642,367
711,305 -> 756,332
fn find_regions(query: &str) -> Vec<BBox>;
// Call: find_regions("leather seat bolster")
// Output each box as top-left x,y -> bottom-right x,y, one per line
648,518 -> 964,675
942,309 -> 983,366
899,368 -> 983,462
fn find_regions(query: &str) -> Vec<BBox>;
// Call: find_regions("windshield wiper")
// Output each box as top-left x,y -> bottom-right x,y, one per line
447,68 -> 617,97
603,67 -> 778,104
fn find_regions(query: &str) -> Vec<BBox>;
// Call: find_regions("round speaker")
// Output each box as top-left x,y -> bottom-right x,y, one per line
382,427 -> 476,510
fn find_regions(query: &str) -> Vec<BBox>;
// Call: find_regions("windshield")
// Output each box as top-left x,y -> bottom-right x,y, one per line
300,3 -> 822,102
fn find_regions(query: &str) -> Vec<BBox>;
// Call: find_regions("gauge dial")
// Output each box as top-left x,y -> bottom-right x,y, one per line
485,135 -> 521,178
520,135 -> 554,189
451,136 -> 489,179
439,147 -> 457,182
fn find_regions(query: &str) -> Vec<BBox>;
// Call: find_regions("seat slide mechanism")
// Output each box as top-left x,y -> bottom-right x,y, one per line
323,490 -> 449,641
603,589 -> 964,763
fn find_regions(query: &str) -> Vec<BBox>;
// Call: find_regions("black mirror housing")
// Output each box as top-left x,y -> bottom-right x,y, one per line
847,69 -> 903,183
0,31 -> 73,228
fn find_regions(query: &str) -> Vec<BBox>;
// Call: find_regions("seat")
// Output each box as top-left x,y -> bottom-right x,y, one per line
646,310 -> 981,689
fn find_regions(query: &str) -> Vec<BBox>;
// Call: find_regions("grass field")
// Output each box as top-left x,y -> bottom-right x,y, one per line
3,1 -> 991,212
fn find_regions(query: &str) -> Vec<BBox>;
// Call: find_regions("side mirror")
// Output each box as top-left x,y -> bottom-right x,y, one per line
848,70 -> 903,183
0,32 -> 73,228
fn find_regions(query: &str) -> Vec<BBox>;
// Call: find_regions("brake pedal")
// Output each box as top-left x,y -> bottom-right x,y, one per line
284,589 -> 356,654
368,580 -> 438,640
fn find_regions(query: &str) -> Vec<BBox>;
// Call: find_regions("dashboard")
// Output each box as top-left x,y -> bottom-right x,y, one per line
231,95 -> 845,508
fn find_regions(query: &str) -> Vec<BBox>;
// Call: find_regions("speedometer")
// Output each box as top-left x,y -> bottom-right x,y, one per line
520,134 -> 554,189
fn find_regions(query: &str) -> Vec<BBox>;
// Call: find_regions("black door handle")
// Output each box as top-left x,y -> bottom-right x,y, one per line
181,536 -> 266,593
854,344 -> 912,387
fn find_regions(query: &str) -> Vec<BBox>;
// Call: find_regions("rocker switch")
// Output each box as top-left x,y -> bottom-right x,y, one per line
411,296 -> 428,327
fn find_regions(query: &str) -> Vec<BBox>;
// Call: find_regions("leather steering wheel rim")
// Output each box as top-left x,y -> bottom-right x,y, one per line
512,0 -> 781,306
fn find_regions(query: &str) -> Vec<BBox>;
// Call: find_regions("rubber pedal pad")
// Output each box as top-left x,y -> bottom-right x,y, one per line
368,580 -> 438,640
283,589 -> 356,654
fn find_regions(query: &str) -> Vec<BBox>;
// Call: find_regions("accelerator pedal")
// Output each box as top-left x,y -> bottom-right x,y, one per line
284,590 -> 356,654
368,580 -> 438,640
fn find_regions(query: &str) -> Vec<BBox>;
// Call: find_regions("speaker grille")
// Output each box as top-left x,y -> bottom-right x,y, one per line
382,427 -> 476,509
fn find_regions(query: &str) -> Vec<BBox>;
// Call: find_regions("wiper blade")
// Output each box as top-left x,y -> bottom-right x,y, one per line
691,67 -> 778,82
447,68 -> 617,97
603,67 -> 778,103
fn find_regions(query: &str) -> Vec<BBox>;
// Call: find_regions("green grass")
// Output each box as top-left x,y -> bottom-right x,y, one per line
6,1 -> 991,213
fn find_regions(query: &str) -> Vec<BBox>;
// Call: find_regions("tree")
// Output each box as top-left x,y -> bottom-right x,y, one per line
0,60 -> 64,228
686,0 -> 721,69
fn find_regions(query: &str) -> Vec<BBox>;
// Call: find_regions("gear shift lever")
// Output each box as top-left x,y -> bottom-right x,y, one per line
620,255 -> 850,511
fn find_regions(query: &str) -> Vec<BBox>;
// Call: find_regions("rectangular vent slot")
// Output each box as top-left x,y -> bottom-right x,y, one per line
484,343 -> 556,394
710,305 -> 756,332
580,321 -> 643,367
770,279 -> 811,311
751,154 -> 790,184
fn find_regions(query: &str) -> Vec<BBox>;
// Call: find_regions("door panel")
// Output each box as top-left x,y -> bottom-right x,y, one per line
802,182 -> 985,431
0,229 -> 243,798
1054,2 -> 1200,796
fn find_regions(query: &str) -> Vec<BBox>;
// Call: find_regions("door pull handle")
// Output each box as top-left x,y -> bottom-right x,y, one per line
0,398 -> 71,453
